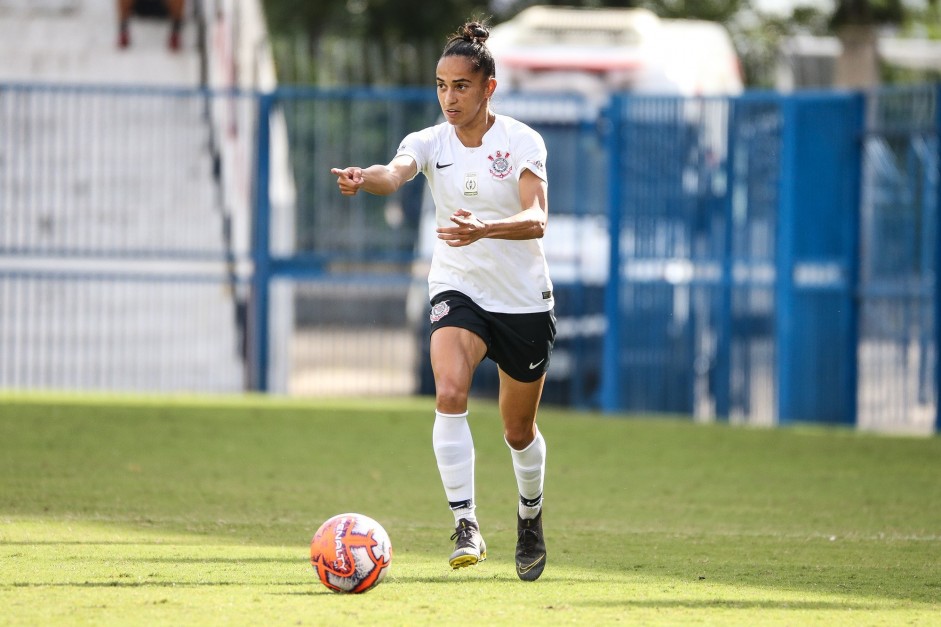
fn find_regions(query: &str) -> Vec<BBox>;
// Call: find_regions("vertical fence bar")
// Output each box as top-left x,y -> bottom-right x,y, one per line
844,92 -> 865,428
601,95 -> 624,412
569,114 -> 594,408
249,90 -> 273,392
935,84 -> 941,432
775,95 -> 796,425
714,96 -> 737,421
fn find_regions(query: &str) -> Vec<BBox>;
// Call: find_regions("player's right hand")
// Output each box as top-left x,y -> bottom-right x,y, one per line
331,167 -> 364,196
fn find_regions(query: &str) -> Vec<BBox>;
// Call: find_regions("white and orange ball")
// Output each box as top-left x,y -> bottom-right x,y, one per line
310,513 -> 392,593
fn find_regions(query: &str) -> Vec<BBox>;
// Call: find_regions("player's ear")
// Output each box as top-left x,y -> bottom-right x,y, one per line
486,77 -> 497,99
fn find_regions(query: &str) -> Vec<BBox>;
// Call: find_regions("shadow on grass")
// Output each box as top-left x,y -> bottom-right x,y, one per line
12,580 -> 310,588
2,541 -> 170,546
135,557 -> 301,564
576,599 -> 887,611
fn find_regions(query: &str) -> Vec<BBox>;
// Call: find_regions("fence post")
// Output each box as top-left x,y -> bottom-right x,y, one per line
600,95 -> 624,412
775,95 -> 797,425
568,114 -> 594,408
935,84 -> 941,433
249,90 -> 274,392
845,92 -> 864,428
714,96 -> 737,421
774,93 -> 862,426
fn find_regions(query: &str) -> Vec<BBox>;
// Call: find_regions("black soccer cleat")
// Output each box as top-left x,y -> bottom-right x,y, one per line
449,518 -> 487,569
515,511 -> 547,581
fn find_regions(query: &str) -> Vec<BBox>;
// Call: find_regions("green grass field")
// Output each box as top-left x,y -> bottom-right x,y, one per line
1,393 -> 940,625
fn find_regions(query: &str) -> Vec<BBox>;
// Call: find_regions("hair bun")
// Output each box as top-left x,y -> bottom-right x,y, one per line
464,22 -> 489,44
442,18 -> 497,77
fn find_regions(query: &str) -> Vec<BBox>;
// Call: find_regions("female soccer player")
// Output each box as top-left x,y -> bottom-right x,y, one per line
330,19 -> 555,582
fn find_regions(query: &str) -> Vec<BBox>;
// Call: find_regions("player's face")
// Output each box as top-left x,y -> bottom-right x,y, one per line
435,55 -> 495,129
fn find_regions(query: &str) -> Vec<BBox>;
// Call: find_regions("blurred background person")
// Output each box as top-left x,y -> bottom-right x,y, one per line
117,0 -> 185,51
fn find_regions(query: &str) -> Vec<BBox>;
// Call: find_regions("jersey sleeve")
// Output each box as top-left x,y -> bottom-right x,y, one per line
396,127 -> 436,180
514,125 -> 548,182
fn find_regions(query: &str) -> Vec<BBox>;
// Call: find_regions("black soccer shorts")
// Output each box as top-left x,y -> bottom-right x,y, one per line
428,290 -> 556,383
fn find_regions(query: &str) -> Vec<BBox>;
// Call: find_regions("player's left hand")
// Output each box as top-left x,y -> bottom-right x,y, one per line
437,209 -> 489,247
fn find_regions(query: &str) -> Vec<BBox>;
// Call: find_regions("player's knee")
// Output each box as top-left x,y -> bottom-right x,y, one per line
434,379 -> 469,414
504,425 -> 536,451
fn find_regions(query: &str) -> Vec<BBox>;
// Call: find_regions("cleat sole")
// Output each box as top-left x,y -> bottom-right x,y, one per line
449,549 -> 487,569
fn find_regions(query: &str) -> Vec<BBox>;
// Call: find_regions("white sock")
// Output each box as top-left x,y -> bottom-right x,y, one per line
433,410 -> 476,524
507,428 -> 546,520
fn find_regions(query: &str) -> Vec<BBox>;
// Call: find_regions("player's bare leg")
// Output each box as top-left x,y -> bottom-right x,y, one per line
117,0 -> 134,47
497,370 -> 545,449
431,326 -> 486,415
165,0 -> 185,50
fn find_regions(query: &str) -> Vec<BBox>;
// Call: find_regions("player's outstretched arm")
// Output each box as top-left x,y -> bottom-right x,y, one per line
330,155 -> 417,197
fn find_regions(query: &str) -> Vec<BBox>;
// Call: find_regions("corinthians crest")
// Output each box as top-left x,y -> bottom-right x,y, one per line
488,150 -> 513,180
430,301 -> 450,323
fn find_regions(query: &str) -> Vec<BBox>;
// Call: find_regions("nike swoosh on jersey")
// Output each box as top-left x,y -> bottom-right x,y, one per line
435,162 -> 454,169
529,359 -> 545,370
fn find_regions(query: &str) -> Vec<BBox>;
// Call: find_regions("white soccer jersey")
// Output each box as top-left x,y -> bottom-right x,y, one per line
397,114 -> 554,313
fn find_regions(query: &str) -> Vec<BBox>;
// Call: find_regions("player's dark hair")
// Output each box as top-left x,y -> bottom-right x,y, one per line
441,19 -> 496,78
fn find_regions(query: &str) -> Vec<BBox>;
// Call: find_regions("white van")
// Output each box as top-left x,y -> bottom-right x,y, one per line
487,6 -> 743,106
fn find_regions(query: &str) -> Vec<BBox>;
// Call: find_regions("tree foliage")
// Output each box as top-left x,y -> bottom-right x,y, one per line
830,0 -> 904,26
637,0 -> 743,22
262,0 -> 751,40
262,0 -> 938,87
263,0 -> 494,42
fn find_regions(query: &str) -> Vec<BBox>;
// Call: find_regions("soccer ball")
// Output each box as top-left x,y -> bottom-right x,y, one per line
310,513 -> 392,593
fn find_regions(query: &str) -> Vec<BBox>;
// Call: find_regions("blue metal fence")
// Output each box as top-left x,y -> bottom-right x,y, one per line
856,86 -> 939,433
1,81 -> 937,432
249,88 -> 442,394
721,95 -> 780,424
594,92 -> 863,426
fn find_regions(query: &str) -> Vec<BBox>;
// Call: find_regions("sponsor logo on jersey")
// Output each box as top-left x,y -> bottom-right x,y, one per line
463,172 -> 478,197
527,159 -> 545,172
488,150 -> 513,180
